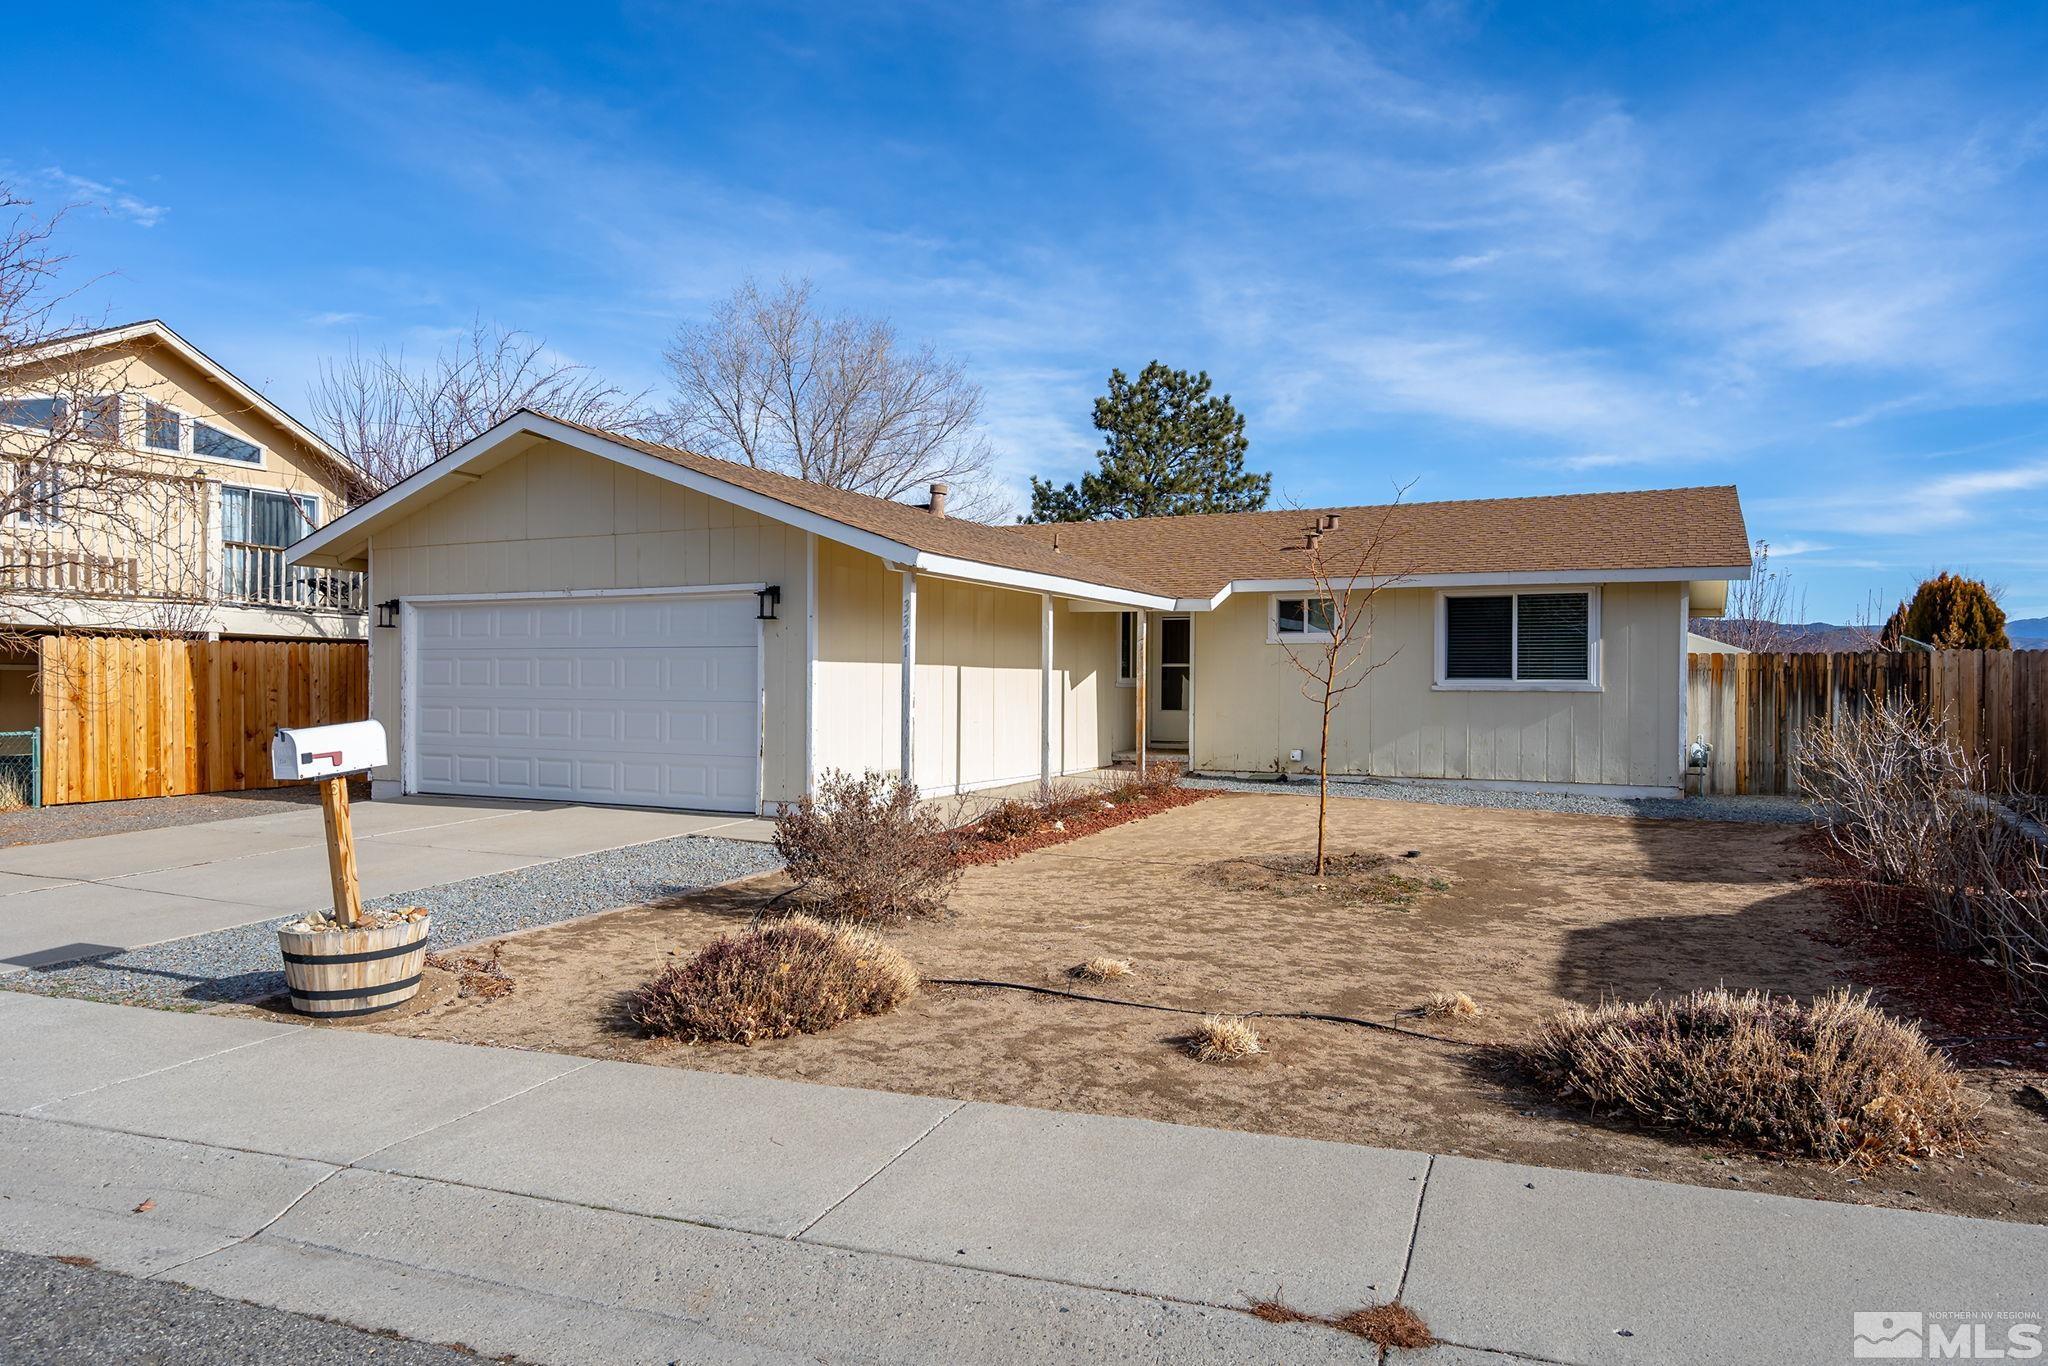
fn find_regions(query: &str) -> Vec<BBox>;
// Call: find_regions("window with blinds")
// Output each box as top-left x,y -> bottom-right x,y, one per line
1441,590 -> 1594,684
1515,593 -> 1591,680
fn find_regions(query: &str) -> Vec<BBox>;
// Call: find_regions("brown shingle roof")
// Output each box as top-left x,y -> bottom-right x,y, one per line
544,414 -> 1750,600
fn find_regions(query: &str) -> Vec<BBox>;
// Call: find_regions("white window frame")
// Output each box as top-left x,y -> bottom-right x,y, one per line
221,483 -> 321,545
1434,587 -> 1602,692
1266,593 -> 1338,644
141,397 -> 185,454
1116,610 -> 1136,687
188,415 -> 267,469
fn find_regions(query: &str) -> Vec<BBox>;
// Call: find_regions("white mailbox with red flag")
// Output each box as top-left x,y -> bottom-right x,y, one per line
270,720 -> 388,782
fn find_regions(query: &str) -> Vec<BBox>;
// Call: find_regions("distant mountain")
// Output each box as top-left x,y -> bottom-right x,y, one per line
1693,617 -> 2048,651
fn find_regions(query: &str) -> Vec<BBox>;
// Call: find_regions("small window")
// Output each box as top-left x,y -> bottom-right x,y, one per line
78,394 -> 120,442
193,421 -> 261,464
0,396 -> 65,430
144,401 -> 182,452
223,487 -> 318,547
1117,611 -> 1136,684
1270,595 -> 1336,642
1440,590 -> 1594,686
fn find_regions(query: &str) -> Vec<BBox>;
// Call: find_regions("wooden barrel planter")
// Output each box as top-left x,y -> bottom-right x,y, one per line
276,916 -> 431,1017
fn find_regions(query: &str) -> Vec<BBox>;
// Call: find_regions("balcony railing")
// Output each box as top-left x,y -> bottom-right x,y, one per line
221,541 -> 366,614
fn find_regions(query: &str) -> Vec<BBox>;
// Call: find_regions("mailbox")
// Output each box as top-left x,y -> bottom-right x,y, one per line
271,720 -> 388,782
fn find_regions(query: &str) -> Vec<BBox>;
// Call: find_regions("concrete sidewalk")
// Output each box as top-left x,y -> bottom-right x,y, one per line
0,797 -> 772,974
1,994 -> 2042,1364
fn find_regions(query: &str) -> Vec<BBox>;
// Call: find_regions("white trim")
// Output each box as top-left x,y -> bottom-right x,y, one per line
400,595 -> 419,794
400,582 -> 765,605
900,570 -> 917,785
1266,592 -> 1337,645
289,412 -> 1171,607
1678,585 -> 1691,793
1115,610 -> 1136,687
7,320 -> 354,478
1433,586 -> 1601,692
754,611 -> 768,817
804,532 -> 818,798
1040,591 -> 1054,791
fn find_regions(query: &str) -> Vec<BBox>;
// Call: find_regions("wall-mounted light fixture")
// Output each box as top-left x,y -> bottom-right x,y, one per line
755,585 -> 782,621
375,600 -> 400,629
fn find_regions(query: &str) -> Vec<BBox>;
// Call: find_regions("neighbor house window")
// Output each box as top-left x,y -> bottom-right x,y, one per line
1117,611 -> 1136,684
78,394 -> 120,442
9,461 -> 66,525
223,486 -> 318,546
144,400 -> 183,452
193,420 -> 261,464
1438,590 -> 1596,687
0,396 -> 65,430
1268,594 -> 1336,643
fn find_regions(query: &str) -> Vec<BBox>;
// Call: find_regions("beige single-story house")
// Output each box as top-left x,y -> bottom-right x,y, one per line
289,411 -> 1752,813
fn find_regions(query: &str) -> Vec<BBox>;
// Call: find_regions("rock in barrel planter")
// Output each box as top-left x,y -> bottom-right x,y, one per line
269,719 -> 427,1017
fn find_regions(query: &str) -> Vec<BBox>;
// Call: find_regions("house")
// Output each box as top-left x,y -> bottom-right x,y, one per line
289,411 -> 1751,813
0,321 -> 366,729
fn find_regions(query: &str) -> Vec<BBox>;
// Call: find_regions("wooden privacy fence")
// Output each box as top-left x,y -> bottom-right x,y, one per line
1686,649 -> 2048,796
37,636 -> 369,805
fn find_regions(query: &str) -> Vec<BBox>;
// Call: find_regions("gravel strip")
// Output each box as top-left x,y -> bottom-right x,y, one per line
0,1248 -> 478,1365
1186,773 -> 1812,824
2,834 -> 781,1010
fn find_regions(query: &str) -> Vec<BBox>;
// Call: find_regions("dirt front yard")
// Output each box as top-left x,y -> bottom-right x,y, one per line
288,792 -> 2048,1224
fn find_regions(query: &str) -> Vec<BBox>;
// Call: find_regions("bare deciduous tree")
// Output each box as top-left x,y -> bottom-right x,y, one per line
310,317 -> 649,501
1275,491 -> 1412,874
662,277 -> 1006,520
0,185 -> 219,646
1691,539 -> 1822,652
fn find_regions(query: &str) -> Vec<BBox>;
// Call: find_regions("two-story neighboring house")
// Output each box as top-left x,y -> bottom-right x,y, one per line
0,320 -> 366,729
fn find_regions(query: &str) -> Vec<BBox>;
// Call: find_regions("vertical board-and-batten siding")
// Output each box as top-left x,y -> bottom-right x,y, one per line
811,538 -> 1127,792
365,440 -> 808,804
1191,583 -> 1683,790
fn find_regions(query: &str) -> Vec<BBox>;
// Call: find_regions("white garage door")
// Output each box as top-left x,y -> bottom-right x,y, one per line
410,594 -> 760,812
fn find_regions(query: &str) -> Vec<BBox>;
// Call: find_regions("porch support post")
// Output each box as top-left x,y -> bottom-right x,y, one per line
900,569 -> 917,789
1134,611 -> 1148,772
1040,593 -> 1054,792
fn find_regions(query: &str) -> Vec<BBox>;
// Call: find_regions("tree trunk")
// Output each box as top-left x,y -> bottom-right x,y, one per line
1316,683 -> 1332,876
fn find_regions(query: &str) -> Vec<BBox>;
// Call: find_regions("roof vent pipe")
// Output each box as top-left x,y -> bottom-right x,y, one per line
928,482 -> 950,517
1324,512 -> 1342,531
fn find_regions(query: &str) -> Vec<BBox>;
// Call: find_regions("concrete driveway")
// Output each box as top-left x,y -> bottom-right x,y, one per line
0,798 -> 771,974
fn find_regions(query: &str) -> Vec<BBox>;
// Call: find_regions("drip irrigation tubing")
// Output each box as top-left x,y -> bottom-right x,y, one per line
922,976 -> 1470,1046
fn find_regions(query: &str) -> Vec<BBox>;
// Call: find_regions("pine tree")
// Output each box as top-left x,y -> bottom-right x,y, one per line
1023,362 -> 1270,522
1879,573 -> 2010,649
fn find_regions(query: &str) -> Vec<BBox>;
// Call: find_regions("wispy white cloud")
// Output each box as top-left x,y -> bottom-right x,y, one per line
40,166 -> 167,227
305,311 -> 368,327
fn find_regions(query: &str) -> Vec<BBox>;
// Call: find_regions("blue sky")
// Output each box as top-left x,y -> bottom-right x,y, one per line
7,1 -> 2047,620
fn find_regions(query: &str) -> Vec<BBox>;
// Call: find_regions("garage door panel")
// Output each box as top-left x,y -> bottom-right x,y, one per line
411,595 -> 759,813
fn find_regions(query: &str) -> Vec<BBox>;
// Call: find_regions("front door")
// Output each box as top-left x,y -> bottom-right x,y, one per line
1148,615 -> 1191,745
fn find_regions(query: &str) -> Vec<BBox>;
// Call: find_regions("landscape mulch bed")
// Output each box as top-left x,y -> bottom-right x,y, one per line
952,785 -> 1216,866
279,793 -> 2048,1226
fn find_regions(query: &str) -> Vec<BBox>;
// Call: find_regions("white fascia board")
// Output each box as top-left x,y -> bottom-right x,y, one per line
18,321 -> 355,477
289,412 -> 1177,607
1218,565 -> 1753,596
909,553 -> 1173,610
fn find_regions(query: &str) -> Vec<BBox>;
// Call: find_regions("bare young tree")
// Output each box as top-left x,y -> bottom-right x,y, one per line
0,185 -> 218,646
310,317 -> 649,501
1691,539 -> 1812,652
1275,491 -> 1412,874
662,277 -> 1006,520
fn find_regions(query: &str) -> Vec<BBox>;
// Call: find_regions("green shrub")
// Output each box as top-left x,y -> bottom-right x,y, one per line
1520,987 -> 1981,1164
626,916 -> 918,1045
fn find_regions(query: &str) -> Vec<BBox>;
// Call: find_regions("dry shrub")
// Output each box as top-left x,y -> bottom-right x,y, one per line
626,915 -> 918,1045
425,942 -> 514,1000
774,769 -> 961,922
979,798 -> 1046,842
1074,956 -> 1132,982
1423,990 -> 1480,1020
1248,1300 -> 1433,1348
1804,700 -> 2048,1011
0,769 -> 31,813
1520,987 -> 1981,1164
1188,1014 -> 1262,1063
1107,760 -> 1183,805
